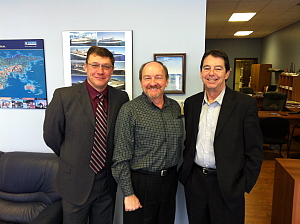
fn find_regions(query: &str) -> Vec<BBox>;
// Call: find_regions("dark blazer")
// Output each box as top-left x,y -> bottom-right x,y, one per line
178,86 -> 263,210
43,81 -> 129,205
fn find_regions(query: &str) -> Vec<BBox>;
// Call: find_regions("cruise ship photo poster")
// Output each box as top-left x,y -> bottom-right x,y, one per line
62,30 -> 133,99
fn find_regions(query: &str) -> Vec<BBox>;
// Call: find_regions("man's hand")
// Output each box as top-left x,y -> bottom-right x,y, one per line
124,194 -> 143,211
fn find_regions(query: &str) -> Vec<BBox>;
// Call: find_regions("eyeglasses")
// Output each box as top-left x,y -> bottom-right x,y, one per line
87,63 -> 113,70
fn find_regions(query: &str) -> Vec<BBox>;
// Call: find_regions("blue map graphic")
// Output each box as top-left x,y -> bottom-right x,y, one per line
0,50 -> 46,98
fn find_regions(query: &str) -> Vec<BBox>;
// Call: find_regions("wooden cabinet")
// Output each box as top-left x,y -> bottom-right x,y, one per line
250,64 -> 272,92
278,74 -> 300,101
271,159 -> 300,224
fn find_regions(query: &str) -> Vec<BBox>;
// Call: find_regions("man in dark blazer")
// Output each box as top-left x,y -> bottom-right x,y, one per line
178,49 -> 263,224
43,46 -> 129,224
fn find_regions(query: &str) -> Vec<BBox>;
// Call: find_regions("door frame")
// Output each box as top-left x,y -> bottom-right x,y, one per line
233,58 -> 258,91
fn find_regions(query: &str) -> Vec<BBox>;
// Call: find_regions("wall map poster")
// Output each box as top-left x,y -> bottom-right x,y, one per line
62,31 -> 133,99
0,39 -> 47,109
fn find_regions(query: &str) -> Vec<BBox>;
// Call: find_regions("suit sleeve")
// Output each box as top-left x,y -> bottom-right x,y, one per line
243,98 -> 263,193
43,89 -> 65,156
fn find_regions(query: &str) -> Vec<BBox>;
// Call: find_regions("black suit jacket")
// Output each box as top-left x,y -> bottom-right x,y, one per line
178,86 -> 263,210
43,81 -> 129,205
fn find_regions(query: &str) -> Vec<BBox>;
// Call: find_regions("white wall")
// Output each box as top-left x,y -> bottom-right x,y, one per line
0,0 -> 206,223
0,0 -> 205,152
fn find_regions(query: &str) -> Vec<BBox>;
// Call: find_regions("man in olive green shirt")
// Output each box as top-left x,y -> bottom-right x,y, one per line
112,61 -> 184,224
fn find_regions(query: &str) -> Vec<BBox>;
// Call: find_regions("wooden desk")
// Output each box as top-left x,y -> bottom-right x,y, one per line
258,110 -> 300,136
258,110 -> 300,120
271,158 -> 300,224
252,93 -> 300,110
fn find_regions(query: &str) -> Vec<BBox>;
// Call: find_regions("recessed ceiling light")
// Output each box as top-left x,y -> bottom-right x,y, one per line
234,31 -> 253,36
229,13 -> 256,22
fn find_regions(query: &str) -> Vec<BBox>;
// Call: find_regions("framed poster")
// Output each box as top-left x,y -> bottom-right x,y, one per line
0,39 -> 47,109
62,31 -> 133,99
154,53 -> 186,94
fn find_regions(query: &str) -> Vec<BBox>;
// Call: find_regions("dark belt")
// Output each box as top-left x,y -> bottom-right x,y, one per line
134,166 -> 176,177
194,163 -> 217,175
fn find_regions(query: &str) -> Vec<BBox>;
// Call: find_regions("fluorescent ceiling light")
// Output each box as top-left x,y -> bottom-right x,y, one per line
229,13 -> 256,22
234,31 -> 253,36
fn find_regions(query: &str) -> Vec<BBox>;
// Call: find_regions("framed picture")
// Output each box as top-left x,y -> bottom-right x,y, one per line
154,53 -> 186,94
62,30 -> 133,99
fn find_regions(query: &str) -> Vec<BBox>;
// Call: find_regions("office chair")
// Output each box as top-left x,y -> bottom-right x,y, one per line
240,87 -> 254,94
260,117 -> 290,157
287,124 -> 300,158
262,92 -> 287,111
266,85 -> 277,92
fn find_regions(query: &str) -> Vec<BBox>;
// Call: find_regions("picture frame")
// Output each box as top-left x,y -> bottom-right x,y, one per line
62,30 -> 133,99
154,53 -> 186,94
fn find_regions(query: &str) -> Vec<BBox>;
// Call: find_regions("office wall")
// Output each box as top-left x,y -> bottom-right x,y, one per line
261,20 -> 300,84
0,1 -> 206,223
0,0 -> 206,153
205,38 -> 262,89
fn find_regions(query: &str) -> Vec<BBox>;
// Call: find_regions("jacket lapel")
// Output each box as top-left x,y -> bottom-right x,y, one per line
191,92 -> 204,140
215,86 -> 236,137
107,86 -> 116,134
77,81 -> 95,127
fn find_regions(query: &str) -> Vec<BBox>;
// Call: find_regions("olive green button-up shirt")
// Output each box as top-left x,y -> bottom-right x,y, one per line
112,93 -> 184,197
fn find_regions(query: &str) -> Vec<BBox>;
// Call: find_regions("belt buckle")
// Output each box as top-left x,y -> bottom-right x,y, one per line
202,168 -> 209,175
161,169 -> 167,176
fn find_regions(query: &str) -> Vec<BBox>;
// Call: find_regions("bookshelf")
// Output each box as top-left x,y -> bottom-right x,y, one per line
278,73 -> 300,101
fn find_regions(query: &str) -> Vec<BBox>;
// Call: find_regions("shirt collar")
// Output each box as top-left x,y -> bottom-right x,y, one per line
141,92 -> 169,108
203,86 -> 226,106
86,81 -> 108,100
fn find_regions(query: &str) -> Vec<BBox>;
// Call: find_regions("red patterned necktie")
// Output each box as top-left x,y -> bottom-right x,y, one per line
90,94 -> 107,173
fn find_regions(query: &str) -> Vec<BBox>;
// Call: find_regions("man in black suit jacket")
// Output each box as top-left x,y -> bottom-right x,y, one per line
178,49 -> 263,224
43,46 -> 129,224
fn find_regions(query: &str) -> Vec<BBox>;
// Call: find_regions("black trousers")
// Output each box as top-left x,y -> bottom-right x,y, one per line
124,168 -> 178,224
62,169 -> 115,224
184,164 -> 245,224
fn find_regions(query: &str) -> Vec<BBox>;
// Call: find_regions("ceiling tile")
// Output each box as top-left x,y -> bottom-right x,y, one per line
234,1 -> 269,12
206,0 -> 300,39
207,2 -> 239,13
278,11 -> 300,20
206,13 -> 232,22
260,1 -> 298,13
